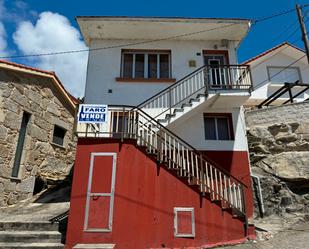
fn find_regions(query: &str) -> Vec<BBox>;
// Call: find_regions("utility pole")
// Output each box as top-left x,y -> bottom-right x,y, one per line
296,4 -> 309,64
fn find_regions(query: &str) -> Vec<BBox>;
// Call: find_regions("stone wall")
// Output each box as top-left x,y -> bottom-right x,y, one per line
0,69 -> 77,207
246,102 -> 309,127
245,102 -> 309,223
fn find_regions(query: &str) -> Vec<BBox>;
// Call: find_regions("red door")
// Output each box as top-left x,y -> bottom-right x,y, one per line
84,152 -> 117,232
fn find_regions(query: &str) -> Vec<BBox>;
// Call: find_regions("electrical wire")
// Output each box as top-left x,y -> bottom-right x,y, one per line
252,54 -> 306,91
0,23 -> 242,59
268,20 -> 300,44
0,6 -> 305,60
253,8 -> 295,24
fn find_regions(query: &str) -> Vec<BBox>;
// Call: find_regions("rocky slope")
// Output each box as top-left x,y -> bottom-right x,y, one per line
247,120 -> 309,225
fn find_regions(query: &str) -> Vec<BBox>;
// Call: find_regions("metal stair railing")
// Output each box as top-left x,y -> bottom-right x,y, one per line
136,64 -> 252,122
76,106 -> 247,216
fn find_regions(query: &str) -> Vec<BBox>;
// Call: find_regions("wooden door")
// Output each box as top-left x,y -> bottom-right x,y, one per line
84,152 -> 117,232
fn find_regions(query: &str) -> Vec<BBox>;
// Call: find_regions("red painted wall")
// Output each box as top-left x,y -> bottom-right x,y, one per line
200,151 -> 254,219
66,139 -> 254,249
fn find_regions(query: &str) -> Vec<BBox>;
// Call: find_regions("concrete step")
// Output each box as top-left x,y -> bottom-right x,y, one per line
0,222 -> 59,231
0,242 -> 64,249
0,231 -> 61,243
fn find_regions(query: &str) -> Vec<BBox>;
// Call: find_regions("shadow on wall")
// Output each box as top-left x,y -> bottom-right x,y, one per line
34,165 -> 74,203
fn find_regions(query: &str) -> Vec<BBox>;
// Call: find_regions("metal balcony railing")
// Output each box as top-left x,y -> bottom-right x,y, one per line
137,64 -> 252,111
76,106 -> 246,216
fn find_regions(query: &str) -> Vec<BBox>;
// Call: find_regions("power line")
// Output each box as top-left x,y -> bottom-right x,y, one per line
253,54 -> 306,90
253,8 -> 295,24
0,23 -> 242,59
269,21 -> 299,44
0,7 -> 305,60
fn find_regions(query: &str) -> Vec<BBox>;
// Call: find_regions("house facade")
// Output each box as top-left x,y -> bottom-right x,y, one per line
244,42 -> 309,107
0,60 -> 77,207
67,17 -> 255,249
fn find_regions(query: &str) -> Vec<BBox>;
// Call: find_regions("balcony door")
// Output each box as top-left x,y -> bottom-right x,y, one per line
204,50 -> 229,89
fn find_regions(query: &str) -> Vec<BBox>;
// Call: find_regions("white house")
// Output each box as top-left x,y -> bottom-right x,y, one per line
67,17 -> 256,249
244,42 -> 309,107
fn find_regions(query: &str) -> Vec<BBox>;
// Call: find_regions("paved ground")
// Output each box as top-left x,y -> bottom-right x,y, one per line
220,221 -> 309,249
0,186 -> 70,222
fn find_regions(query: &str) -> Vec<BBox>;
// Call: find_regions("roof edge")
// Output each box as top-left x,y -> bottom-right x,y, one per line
0,59 -> 78,108
76,15 -> 251,23
243,42 -> 305,65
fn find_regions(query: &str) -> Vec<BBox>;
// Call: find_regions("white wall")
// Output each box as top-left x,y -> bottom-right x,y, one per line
167,105 -> 248,151
249,53 -> 309,104
84,39 -> 238,105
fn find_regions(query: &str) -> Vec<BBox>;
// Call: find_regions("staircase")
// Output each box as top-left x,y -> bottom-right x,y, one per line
78,108 -> 246,218
137,64 -> 252,126
0,221 -> 64,249
77,64 -> 252,219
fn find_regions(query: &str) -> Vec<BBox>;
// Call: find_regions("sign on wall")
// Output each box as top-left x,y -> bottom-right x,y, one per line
78,104 -> 108,124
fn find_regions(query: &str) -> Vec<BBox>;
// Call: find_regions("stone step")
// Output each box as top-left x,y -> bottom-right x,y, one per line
0,222 -> 59,231
0,231 -> 61,243
0,242 -> 64,249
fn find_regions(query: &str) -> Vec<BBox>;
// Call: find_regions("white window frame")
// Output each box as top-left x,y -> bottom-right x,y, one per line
267,66 -> 302,83
204,115 -> 232,141
174,207 -> 195,238
121,51 -> 171,79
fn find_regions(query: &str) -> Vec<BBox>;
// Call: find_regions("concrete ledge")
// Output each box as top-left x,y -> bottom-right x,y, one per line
73,244 -> 115,249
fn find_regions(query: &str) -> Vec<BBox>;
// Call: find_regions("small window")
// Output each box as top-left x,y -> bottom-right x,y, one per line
204,114 -> 233,140
121,50 -> 171,79
52,125 -> 66,146
174,207 -> 195,238
268,67 -> 301,83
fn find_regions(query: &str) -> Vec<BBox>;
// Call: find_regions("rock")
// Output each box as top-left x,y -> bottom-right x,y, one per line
7,192 -> 18,205
280,196 -> 292,206
34,117 -> 51,131
269,144 -> 285,153
4,112 -> 20,130
18,176 -> 35,193
11,89 -> 29,107
247,117 -> 309,220
251,154 -> 267,163
3,99 -> 19,113
29,125 -> 49,142
27,89 -> 42,104
273,184 -> 282,193
263,152 -> 309,181
275,133 -> 298,143
0,144 -> 9,158
286,204 -> 303,213
0,126 -> 8,140
253,144 -> 270,154
268,123 -> 289,136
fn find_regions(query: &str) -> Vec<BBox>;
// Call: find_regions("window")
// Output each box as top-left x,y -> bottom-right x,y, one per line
174,207 -> 195,238
12,112 -> 31,178
268,67 -> 301,83
52,125 -> 66,146
121,50 -> 171,79
204,114 -> 233,140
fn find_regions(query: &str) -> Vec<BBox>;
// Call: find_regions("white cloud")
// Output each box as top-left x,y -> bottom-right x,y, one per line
0,22 -> 8,57
13,11 -> 88,97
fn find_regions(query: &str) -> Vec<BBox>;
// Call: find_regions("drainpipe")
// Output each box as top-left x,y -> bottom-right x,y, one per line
242,106 -> 265,218
251,174 -> 265,217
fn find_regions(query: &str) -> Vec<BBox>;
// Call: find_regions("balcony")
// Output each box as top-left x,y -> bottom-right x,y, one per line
138,64 -> 252,111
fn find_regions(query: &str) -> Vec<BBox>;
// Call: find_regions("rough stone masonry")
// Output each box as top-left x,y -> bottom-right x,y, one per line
245,102 -> 309,224
0,68 -> 77,207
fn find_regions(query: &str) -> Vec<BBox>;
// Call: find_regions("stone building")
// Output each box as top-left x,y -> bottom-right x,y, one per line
0,60 -> 78,207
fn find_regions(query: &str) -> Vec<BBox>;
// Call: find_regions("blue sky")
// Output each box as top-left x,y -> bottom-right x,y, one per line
0,0 -> 309,96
